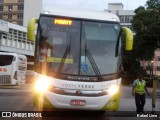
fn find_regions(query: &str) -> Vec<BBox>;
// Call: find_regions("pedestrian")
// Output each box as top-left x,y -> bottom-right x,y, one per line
132,75 -> 149,114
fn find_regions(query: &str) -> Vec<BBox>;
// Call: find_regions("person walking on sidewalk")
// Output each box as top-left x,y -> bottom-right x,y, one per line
132,75 -> 149,114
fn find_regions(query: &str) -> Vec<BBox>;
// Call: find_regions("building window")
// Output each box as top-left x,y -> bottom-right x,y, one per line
18,0 -> 24,2
8,5 -> 13,11
17,13 -> 23,19
0,6 -> 3,11
129,16 -> 133,22
0,0 -> 3,3
158,56 -> 160,61
0,5 -> 3,11
18,5 -> 24,11
8,14 -> 12,19
119,15 -> 134,23
0,14 -> 2,19
119,16 -> 125,23
157,66 -> 160,71
125,16 -> 130,23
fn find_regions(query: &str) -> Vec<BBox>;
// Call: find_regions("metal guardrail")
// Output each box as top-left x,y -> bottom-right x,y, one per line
0,34 -> 35,56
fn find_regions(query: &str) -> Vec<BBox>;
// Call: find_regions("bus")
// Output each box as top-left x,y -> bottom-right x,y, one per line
0,52 -> 27,85
27,8 -> 133,111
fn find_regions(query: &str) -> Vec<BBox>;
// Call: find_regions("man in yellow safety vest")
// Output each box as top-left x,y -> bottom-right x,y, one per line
132,75 -> 149,114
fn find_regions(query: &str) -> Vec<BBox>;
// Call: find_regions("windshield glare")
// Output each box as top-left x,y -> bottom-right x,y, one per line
37,16 -> 121,76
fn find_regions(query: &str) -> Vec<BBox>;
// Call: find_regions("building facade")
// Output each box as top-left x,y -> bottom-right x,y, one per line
141,50 -> 160,77
107,3 -> 135,32
0,19 -> 35,56
0,0 -> 24,25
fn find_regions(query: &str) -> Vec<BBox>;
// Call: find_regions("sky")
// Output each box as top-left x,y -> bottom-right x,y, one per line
43,0 -> 147,10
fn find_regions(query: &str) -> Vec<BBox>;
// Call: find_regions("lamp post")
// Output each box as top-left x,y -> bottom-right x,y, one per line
151,60 -> 158,114
151,60 -> 153,78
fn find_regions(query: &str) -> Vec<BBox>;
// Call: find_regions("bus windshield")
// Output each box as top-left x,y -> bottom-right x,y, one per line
36,16 -> 121,77
0,55 -> 14,66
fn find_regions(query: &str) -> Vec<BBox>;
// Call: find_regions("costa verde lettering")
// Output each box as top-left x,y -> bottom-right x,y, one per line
78,84 -> 94,89
62,83 -> 94,89
62,83 -> 76,88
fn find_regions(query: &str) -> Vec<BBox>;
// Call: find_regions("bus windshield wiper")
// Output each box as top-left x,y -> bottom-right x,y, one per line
57,35 -> 71,73
85,49 -> 103,80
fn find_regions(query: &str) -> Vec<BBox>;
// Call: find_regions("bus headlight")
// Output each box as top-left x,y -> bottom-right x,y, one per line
108,85 -> 119,95
35,78 -> 50,93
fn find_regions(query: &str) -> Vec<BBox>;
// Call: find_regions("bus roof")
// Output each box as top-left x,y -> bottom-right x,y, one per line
0,52 -> 26,57
0,52 -> 17,56
42,7 -> 120,22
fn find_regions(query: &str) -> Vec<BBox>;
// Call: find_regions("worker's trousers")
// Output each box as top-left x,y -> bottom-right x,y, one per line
135,93 -> 145,114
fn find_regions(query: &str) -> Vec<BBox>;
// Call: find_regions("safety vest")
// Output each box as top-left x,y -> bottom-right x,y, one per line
135,79 -> 146,95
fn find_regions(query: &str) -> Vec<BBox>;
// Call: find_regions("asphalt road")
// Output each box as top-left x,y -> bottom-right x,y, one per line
0,85 -> 159,120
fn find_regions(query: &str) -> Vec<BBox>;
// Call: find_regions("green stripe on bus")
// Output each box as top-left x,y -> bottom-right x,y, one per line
33,92 -> 55,110
101,91 -> 120,111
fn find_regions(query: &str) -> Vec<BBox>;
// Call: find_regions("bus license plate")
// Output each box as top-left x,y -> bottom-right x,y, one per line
70,100 -> 86,106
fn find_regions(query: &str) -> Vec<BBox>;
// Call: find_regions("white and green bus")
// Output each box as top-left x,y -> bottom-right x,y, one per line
27,8 -> 133,111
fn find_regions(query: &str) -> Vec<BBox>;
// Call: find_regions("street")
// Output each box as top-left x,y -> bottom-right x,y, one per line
0,85 -> 35,111
0,85 -> 159,120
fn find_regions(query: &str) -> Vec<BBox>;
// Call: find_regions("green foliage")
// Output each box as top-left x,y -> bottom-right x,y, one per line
134,6 -> 145,14
144,77 -> 160,87
144,77 -> 153,87
122,0 -> 160,84
131,2 -> 160,60
146,0 -> 160,9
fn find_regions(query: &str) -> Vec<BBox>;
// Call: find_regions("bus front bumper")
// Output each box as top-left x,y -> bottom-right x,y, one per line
33,90 -> 120,111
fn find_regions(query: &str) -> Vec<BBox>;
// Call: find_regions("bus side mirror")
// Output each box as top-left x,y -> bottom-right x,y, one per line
27,18 -> 38,41
122,27 -> 133,51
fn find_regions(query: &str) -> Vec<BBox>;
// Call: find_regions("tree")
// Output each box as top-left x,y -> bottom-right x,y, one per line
132,1 -> 160,60
122,0 -> 160,84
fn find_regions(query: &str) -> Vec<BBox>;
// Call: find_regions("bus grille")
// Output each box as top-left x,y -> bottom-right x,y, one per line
0,75 -> 11,84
